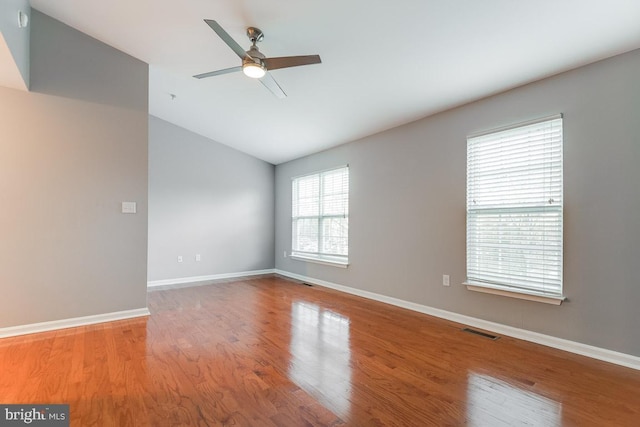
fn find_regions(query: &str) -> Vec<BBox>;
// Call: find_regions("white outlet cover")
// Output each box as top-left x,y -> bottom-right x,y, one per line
121,201 -> 137,214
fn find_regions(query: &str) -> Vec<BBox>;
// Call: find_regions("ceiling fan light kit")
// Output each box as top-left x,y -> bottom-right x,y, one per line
194,20 -> 321,97
242,61 -> 266,79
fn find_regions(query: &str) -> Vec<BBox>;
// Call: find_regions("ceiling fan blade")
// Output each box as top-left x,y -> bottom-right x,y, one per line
263,55 -> 321,71
259,72 -> 286,98
193,66 -> 242,79
204,19 -> 248,59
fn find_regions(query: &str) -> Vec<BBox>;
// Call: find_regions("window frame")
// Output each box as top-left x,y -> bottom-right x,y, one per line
464,115 -> 565,304
291,166 -> 349,267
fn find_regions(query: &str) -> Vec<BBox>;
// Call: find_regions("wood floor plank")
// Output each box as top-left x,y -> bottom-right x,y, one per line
1,275 -> 639,426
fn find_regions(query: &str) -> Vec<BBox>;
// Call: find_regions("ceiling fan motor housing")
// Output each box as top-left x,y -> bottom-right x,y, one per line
244,45 -> 266,69
247,45 -> 265,59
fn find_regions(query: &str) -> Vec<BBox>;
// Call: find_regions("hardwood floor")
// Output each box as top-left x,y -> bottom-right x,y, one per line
1,275 -> 639,426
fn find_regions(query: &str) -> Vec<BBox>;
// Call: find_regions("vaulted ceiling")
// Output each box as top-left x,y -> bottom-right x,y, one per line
17,1 -> 640,163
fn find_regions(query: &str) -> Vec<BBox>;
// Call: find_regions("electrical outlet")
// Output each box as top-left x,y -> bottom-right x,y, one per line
443,274 -> 450,287
121,201 -> 137,214
283,250 -> 287,258
195,254 -> 201,262
177,256 -> 183,263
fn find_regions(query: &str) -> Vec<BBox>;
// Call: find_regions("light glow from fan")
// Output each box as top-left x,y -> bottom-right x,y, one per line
243,62 -> 266,79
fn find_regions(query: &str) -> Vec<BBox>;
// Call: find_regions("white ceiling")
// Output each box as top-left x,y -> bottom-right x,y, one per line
24,1 -> 640,164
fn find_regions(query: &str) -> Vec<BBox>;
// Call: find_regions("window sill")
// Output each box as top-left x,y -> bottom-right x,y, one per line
464,282 -> 566,305
290,253 -> 349,268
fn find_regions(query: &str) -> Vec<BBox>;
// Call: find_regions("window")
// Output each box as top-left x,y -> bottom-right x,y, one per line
466,116 -> 563,303
292,166 -> 349,266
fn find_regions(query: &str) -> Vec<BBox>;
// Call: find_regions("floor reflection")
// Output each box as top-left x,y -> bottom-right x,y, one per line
289,301 -> 352,418
467,372 -> 562,426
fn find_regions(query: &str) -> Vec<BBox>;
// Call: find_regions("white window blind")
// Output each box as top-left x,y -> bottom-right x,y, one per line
292,166 -> 349,264
466,116 -> 563,297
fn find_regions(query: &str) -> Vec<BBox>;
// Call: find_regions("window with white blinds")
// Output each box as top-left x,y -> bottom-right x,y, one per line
466,116 -> 563,297
292,166 -> 349,265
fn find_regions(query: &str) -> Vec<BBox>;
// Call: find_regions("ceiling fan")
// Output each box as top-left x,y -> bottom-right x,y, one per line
194,20 -> 321,98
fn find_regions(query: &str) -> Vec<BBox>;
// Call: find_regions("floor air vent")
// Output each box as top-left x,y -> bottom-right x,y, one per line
461,328 -> 499,340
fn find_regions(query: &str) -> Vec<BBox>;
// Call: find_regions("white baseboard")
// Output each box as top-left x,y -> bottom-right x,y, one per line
275,269 -> 640,371
0,307 -> 150,339
147,269 -> 275,289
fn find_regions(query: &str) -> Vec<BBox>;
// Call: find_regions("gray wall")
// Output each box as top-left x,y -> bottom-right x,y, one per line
148,116 -> 275,281
275,48 -> 640,357
0,0 -> 30,90
0,10 -> 148,328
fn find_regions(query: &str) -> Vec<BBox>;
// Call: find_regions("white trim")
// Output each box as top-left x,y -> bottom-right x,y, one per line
274,269 -> 640,371
0,308 -> 150,339
290,254 -> 349,268
147,269 -> 275,289
465,283 -> 565,305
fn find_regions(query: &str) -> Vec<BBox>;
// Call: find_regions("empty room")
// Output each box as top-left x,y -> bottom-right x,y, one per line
1,0 -> 640,425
